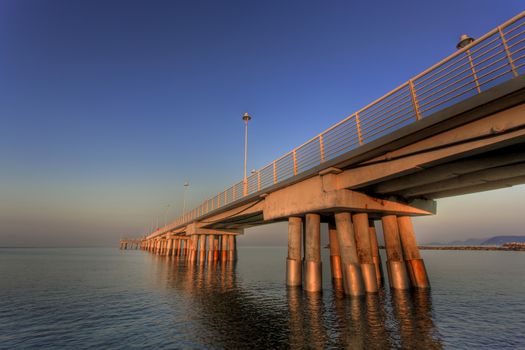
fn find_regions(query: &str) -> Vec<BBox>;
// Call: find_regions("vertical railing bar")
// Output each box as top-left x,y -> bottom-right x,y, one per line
498,26 -> 519,77
273,161 -> 277,184
466,49 -> 481,93
408,80 -> 422,120
319,135 -> 325,163
355,113 -> 363,145
292,149 -> 298,176
257,171 -> 261,191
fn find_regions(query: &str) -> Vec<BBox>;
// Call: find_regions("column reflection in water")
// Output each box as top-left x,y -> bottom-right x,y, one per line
144,248 -> 442,349
390,290 -> 442,349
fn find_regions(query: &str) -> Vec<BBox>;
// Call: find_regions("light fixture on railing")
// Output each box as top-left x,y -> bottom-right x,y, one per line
456,34 -> 475,49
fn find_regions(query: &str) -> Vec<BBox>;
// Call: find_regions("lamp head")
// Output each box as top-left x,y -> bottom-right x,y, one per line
242,112 -> 252,122
456,34 -> 475,49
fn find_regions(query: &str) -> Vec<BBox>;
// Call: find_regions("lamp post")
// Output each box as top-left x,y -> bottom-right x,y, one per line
242,112 -> 252,195
182,181 -> 189,215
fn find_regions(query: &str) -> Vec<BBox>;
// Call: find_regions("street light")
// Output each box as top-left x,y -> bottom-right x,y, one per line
242,112 -> 252,195
456,34 -> 475,49
182,181 -> 189,215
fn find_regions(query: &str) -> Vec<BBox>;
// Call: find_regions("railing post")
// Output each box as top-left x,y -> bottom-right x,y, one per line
466,49 -> 481,93
273,161 -> 277,184
498,26 -> 518,77
292,149 -> 298,176
257,171 -> 261,191
408,80 -> 422,120
319,135 -> 325,162
355,113 -> 363,145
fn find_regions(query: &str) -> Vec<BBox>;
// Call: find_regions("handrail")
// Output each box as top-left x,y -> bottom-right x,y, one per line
150,11 -> 525,238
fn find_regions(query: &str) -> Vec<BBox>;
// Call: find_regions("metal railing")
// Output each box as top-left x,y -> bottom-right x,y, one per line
159,11 -> 525,234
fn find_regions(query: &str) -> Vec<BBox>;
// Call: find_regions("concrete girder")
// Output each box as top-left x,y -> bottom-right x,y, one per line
334,103 -> 525,191
373,147 -> 525,194
398,162 -> 525,198
262,175 -> 435,221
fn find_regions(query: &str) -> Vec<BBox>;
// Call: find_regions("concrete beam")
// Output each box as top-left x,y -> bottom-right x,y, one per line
426,174 -> 525,199
373,148 -> 525,194
335,103 -> 525,190
399,162 -> 525,198
263,175 -> 435,221
185,222 -> 243,236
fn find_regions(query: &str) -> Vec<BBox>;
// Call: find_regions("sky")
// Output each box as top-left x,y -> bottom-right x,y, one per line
1,0 -> 524,247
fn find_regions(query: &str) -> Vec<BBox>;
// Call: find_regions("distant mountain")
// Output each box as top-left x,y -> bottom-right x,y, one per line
426,238 -> 486,246
426,235 -> 525,246
481,235 -> 525,245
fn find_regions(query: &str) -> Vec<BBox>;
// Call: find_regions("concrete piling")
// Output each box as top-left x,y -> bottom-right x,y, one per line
199,235 -> 206,264
397,216 -> 430,289
369,221 -> 384,287
381,215 -> 410,290
328,222 -> 343,281
286,217 -> 303,287
353,213 -> 378,293
304,213 -> 322,293
335,212 -> 365,297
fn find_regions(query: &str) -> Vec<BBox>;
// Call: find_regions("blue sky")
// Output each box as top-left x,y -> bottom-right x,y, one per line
1,1 -> 524,246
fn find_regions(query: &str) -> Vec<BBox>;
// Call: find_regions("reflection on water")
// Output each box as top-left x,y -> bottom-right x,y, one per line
2,248 -> 523,349
148,253 -> 442,349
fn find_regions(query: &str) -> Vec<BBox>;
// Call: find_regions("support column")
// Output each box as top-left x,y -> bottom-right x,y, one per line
353,213 -> 378,293
221,235 -> 228,261
207,235 -> 214,262
189,235 -> 198,262
228,235 -> 235,261
199,235 -> 206,264
335,212 -> 364,296
369,220 -> 384,286
381,215 -> 410,290
166,238 -> 173,257
328,222 -> 343,281
304,213 -> 322,292
181,240 -> 186,257
286,217 -> 302,287
174,239 -> 179,256
213,237 -> 219,262
398,216 -> 430,288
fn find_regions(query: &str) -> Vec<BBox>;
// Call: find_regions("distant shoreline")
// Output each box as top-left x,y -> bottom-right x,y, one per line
418,245 -> 525,251
378,245 -> 525,251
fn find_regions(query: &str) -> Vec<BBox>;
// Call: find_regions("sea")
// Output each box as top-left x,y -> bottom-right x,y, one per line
0,247 -> 524,349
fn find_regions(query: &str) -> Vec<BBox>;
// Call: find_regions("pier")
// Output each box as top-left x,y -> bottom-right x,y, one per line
124,12 -> 525,296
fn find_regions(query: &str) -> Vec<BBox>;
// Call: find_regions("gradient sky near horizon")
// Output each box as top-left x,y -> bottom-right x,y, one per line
1,0 -> 524,247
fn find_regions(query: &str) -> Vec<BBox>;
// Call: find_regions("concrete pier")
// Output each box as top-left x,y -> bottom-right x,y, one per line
166,238 -> 173,257
199,235 -> 206,264
335,212 -> 365,297
397,216 -> 430,289
189,235 -> 198,262
369,221 -> 384,286
353,213 -> 378,293
213,237 -> 219,262
207,235 -> 214,263
228,235 -> 235,261
381,215 -> 410,290
221,235 -> 228,261
286,217 -> 302,287
328,222 -> 343,281
304,213 -> 322,292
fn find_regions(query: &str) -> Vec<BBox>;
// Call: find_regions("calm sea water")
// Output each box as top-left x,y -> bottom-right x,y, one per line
0,247 -> 524,349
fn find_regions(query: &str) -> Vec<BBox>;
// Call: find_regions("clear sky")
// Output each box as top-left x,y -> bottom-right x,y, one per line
1,0 -> 524,247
